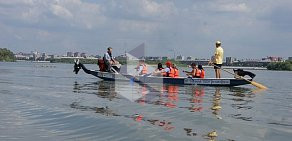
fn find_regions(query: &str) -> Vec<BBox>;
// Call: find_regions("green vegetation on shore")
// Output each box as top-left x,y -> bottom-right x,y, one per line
0,48 -> 15,62
48,58 -> 188,67
48,58 -> 99,64
267,61 -> 292,71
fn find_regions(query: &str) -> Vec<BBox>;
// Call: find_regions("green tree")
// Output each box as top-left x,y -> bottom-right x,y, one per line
0,48 -> 15,62
267,61 -> 292,71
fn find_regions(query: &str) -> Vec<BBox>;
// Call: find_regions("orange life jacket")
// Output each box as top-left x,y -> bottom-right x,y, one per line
195,68 -> 201,78
174,68 -> 179,78
141,64 -> 148,75
163,67 -> 175,78
200,69 -> 205,78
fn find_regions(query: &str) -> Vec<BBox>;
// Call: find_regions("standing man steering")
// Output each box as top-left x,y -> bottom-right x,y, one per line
212,41 -> 224,78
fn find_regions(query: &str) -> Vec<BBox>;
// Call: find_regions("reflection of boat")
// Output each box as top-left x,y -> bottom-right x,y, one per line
74,62 -> 251,87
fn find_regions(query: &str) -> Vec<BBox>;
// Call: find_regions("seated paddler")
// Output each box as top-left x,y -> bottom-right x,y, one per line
183,63 -> 201,78
135,59 -> 148,75
161,61 -> 175,78
103,47 -> 119,72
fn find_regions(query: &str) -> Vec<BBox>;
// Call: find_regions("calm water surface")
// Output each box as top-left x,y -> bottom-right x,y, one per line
0,62 -> 292,141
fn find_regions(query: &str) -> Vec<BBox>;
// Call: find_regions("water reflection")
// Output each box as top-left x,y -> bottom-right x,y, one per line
70,101 -> 176,132
211,88 -> 222,119
73,81 -> 118,101
162,85 -> 179,108
70,102 -> 119,116
71,80 -> 259,139
227,87 -> 256,122
135,84 -> 180,108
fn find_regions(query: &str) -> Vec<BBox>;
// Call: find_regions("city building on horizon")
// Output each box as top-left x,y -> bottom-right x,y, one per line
176,55 -> 185,61
67,52 -> 73,57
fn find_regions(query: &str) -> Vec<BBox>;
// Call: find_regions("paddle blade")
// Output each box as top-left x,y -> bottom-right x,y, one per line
250,81 -> 267,89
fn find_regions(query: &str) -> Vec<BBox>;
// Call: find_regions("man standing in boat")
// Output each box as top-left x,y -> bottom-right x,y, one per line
104,47 -> 117,72
211,41 -> 224,78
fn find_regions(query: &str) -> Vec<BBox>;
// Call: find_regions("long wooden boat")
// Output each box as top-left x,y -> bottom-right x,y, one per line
74,63 -> 251,87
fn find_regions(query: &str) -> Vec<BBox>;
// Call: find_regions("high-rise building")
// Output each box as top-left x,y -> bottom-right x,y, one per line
67,52 -> 73,57
176,55 -> 184,61
74,52 -> 80,57
226,57 -> 235,65
288,57 -> 292,61
186,56 -> 193,61
40,53 -> 47,61
80,53 -> 86,58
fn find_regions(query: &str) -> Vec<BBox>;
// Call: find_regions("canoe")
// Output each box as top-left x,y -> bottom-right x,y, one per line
74,62 -> 251,87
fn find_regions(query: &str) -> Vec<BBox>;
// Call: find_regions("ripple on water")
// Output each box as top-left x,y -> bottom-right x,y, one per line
1,62 -> 292,141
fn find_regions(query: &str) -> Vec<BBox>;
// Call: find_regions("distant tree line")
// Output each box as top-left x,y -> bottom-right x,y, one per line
48,58 -> 99,64
0,48 -> 15,62
267,61 -> 292,71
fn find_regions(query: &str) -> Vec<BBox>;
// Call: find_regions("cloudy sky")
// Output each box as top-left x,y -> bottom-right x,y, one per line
0,0 -> 291,59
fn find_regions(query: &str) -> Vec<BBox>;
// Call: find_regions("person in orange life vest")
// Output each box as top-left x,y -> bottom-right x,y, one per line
183,63 -> 200,78
135,60 -> 148,75
162,61 -> 175,77
198,65 -> 205,78
172,63 -> 180,78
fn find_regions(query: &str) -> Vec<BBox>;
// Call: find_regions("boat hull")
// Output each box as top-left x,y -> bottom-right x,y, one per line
89,70 -> 251,87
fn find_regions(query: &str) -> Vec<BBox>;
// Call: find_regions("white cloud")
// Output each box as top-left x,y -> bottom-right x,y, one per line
119,20 -> 159,33
0,0 -> 292,58
51,4 -> 73,19
217,3 -> 249,13
0,0 -> 106,29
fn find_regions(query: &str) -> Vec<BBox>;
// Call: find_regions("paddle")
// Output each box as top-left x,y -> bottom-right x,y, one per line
211,64 -> 267,89
110,67 -> 119,74
143,73 -> 152,77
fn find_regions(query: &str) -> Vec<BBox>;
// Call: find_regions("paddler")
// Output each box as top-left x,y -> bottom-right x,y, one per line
152,63 -> 164,76
198,65 -> 205,78
183,63 -> 201,78
103,47 -> 119,72
161,61 -> 175,77
135,59 -> 148,75
172,63 -> 180,78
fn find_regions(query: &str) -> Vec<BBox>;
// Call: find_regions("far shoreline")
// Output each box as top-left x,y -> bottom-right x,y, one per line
12,60 -> 268,70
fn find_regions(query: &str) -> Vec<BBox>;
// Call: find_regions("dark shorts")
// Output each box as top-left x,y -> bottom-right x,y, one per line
214,64 -> 222,69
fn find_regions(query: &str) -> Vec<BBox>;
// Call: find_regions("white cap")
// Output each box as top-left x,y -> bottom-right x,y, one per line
216,41 -> 221,44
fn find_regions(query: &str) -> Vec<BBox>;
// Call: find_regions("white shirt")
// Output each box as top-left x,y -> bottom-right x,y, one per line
137,65 -> 143,74
104,52 -> 113,61
164,67 -> 170,73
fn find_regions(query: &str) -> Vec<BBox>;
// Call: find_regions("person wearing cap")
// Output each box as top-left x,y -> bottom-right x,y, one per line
161,61 -> 175,77
212,41 -> 224,78
103,47 -> 116,72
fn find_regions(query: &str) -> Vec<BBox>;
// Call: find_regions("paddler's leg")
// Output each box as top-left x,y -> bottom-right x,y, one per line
105,60 -> 111,72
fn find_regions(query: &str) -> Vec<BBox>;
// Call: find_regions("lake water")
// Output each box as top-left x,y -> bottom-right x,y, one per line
0,62 -> 292,141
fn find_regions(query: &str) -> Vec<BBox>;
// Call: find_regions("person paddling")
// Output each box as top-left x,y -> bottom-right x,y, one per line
103,47 -> 119,72
135,60 -> 148,75
198,65 -> 205,78
183,63 -> 201,78
152,63 -> 164,76
172,63 -> 179,78
162,61 -> 175,77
